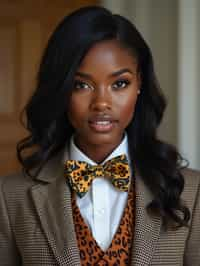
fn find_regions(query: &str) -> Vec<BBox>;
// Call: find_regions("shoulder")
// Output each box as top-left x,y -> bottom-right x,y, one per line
0,171 -> 34,188
181,167 -> 200,191
0,171 -> 35,203
181,167 -> 200,214
181,168 -> 200,263
0,150 -> 64,204
181,167 -> 200,179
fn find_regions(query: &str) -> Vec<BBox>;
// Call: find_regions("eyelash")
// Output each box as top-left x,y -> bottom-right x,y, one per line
74,80 -> 91,90
73,79 -> 131,91
112,79 -> 130,89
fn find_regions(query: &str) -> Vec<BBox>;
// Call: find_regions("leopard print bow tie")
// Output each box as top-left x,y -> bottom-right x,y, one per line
64,154 -> 130,198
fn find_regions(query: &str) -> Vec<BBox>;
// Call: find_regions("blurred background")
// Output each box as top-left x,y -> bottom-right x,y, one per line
0,0 -> 199,176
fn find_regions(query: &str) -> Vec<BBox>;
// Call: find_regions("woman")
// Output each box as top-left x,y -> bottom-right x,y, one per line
0,6 -> 199,266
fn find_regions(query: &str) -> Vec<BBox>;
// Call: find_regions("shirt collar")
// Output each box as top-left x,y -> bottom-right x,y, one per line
64,133 -> 130,165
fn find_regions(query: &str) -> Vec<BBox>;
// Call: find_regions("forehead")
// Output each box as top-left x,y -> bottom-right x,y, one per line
77,39 -> 138,73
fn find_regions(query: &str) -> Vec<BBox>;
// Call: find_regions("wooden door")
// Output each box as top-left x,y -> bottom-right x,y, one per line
0,0 -> 98,176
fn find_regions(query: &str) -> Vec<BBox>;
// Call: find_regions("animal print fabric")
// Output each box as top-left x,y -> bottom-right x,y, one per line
64,154 -> 130,198
71,181 -> 135,265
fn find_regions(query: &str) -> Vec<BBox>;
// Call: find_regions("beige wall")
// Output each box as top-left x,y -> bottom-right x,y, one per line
178,0 -> 200,169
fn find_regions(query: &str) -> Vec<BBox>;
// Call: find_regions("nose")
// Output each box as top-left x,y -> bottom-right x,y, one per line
90,87 -> 112,111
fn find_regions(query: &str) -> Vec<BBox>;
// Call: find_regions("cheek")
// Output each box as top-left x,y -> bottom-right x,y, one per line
67,96 -> 88,127
67,101 -> 79,127
119,94 -> 138,123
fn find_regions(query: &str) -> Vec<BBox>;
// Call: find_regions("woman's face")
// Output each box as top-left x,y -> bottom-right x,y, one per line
67,39 -> 141,156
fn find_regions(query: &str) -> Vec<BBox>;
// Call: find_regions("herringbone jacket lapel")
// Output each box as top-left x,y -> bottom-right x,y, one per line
31,153 -> 81,265
131,177 -> 162,265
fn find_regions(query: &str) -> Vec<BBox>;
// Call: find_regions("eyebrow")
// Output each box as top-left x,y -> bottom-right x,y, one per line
75,68 -> 134,79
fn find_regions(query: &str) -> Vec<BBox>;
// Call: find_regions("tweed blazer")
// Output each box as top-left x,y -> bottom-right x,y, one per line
0,151 -> 200,266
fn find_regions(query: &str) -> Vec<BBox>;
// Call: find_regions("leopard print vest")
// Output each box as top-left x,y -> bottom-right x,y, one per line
71,180 -> 135,265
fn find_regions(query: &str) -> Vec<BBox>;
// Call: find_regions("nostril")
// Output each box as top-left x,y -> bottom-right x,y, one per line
90,88 -> 112,110
90,101 -> 111,111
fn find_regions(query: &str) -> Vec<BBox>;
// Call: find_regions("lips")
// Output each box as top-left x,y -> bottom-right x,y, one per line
88,115 -> 117,133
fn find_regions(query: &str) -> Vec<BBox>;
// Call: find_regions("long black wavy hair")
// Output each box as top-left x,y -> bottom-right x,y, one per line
17,6 -> 190,229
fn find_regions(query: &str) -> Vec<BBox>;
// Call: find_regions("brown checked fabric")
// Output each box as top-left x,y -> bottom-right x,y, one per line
72,181 -> 135,266
1,153 -> 200,265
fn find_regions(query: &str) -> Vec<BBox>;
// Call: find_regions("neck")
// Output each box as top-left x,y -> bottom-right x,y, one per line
74,139 -> 122,164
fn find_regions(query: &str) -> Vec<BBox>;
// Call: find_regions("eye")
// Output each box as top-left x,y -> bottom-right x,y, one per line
74,80 -> 92,91
112,79 -> 130,90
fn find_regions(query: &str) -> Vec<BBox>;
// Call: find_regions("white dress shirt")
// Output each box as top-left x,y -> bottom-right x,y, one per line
64,134 -> 131,251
